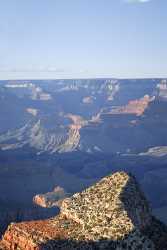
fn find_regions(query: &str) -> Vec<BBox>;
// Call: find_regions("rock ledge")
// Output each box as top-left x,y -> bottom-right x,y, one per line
0,171 -> 167,250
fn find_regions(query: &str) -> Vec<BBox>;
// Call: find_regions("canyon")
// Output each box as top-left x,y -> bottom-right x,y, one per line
0,78 -> 167,242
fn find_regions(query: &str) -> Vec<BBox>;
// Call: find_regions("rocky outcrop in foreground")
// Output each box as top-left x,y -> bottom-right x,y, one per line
1,172 -> 167,249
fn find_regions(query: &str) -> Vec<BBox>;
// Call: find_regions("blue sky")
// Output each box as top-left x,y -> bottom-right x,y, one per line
0,0 -> 166,79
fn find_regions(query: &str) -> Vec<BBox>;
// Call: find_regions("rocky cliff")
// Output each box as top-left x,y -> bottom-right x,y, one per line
1,172 -> 167,250
33,186 -> 70,208
107,95 -> 153,116
0,78 -> 159,155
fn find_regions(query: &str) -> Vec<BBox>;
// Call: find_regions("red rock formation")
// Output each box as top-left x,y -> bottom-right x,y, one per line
0,216 -> 70,250
33,186 -> 69,208
65,113 -> 87,130
110,95 -> 154,116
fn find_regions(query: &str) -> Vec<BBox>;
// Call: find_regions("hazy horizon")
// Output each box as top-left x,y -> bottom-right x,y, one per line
0,0 -> 167,79
0,76 -> 166,81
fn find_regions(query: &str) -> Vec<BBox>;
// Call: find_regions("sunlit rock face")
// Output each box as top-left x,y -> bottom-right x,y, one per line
1,172 -> 167,250
61,172 -> 152,240
33,186 -> 70,208
108,95 -> 154,116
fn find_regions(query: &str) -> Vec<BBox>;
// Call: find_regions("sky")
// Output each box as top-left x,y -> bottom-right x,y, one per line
0,0 -> 166,79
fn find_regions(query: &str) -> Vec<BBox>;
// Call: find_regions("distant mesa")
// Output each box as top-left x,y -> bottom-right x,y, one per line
139,146 -> 167,157
157,79 -> 167,100
26,108 -> 38,116
5,82 -> 52,101
33,186 -> 70,208
82,96 -> 94,104
5,83 -> 34,88
108,95 -> 154,116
